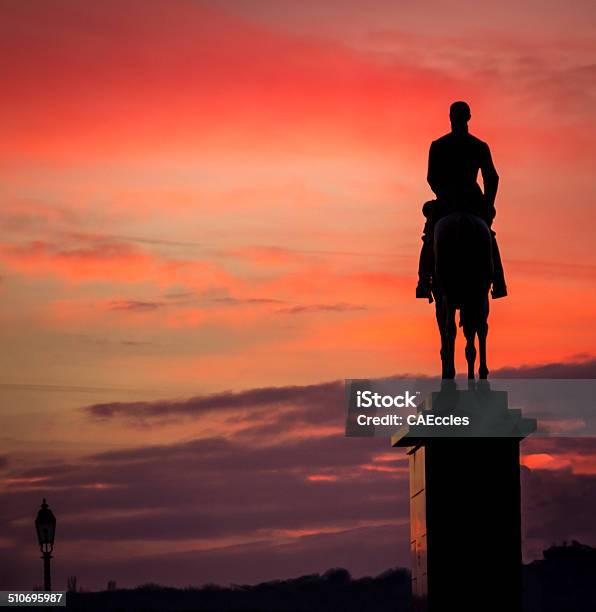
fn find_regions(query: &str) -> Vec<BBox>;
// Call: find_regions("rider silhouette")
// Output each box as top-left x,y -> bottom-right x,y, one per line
416,101 -> 507,300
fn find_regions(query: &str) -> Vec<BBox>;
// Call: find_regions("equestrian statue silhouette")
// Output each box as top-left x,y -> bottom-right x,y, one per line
416,101 -> 507,380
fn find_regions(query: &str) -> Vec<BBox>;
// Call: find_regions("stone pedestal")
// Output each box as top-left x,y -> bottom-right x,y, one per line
392,387 -> 536,612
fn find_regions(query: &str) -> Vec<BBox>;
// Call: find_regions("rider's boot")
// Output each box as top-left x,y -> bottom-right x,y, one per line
416,280 -> 432,300
417,217 -> 435,302
490,231 -> 507,299
491,280 -> 507,299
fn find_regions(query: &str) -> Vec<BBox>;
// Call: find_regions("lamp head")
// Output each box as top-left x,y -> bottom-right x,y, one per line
35,498 -> 56,554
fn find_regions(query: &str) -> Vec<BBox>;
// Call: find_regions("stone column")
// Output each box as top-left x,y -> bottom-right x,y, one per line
392,386 -> 536,612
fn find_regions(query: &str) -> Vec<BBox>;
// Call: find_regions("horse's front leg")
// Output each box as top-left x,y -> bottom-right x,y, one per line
436,298 -> 456,379
478,325 -> 488,379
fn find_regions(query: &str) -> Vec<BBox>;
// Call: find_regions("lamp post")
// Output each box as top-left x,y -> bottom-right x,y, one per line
34,498 -> 56,591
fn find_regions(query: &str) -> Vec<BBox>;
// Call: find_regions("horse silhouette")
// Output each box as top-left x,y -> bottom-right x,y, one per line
433,211 -> 493,379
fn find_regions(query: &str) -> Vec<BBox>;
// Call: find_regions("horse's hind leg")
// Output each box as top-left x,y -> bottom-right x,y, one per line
435,299 -> 448,378
477,295 -> 490,379
463,323 -> 477,380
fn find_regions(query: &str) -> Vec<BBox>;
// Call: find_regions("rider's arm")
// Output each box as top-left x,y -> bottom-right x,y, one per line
427,141 -> 442,197
481,143 -> 499,212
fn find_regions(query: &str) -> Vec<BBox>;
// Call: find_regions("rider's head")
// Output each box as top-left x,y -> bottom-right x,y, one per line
449,101 -> 471,132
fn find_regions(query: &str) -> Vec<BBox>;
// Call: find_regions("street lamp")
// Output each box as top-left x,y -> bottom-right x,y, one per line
35,498 -> 56,591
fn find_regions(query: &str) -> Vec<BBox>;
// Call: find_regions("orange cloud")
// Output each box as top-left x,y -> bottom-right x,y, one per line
0,239 -> 236,290
521,453 -> 572,472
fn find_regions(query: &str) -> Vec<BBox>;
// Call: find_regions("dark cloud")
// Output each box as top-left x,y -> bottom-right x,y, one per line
163,291 -> 196,300
212,297 -> 285,305
109,300 -> 163,311
493,357 -> 596,378
522,436 -> 596,455
276,303 -> 367,315
85,357 -> 596,425
523,466 -> 596,559
0,431 -> 406,589
65,231 -> 205,249
3,431 -> 595,590
85,380 -> 343,421
120,339 -> 155,346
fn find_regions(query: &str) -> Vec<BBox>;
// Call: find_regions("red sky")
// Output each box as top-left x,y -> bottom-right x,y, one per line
1,0 -> 595,590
